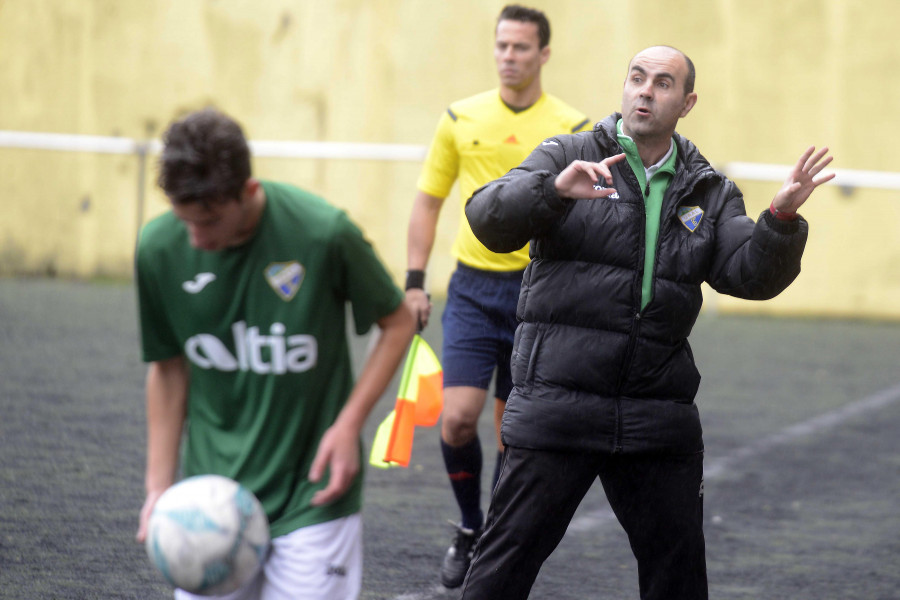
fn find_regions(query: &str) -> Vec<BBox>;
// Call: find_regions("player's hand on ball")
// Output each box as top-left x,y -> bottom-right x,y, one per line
144,475 -> 269,595
136,488 -> 166,543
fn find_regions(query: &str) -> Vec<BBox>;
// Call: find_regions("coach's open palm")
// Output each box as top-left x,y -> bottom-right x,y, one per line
771,146 -> 835,214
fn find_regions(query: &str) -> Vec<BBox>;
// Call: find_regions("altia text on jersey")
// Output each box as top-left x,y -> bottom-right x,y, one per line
185,321 -> 318,375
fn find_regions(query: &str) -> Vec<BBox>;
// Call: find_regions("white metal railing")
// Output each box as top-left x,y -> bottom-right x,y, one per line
721,161 -> 900,192
0,130 -> 426,162
2,130 -> 899,190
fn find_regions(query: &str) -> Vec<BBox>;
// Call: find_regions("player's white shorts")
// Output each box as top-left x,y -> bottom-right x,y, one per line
174,513 -> 362,600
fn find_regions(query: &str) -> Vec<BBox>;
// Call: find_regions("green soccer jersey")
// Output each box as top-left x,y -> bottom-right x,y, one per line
136,180 -> 404,537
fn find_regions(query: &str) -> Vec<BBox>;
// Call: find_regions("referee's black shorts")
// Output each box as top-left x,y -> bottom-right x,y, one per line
441,262 -> 523,400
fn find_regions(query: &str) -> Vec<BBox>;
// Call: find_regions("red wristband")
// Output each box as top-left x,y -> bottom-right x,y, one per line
770,202 -> 799,221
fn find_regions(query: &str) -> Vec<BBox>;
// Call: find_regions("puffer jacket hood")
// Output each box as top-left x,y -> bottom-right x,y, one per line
466,113 -> 808,454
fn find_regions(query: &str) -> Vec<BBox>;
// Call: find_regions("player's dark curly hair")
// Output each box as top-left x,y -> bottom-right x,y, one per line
497,5 -> 550,49
157,108 -> 251,205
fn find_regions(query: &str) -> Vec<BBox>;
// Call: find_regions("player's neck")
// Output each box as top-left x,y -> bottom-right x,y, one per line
229,184 -> 267,248
499,82 -> 543,112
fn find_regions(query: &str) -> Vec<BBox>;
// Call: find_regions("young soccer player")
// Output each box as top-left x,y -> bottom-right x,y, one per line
134,108 -> 416,599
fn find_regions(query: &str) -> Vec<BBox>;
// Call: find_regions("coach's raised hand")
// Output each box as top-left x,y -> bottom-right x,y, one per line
554,153 -> 627,200
771,146 -> 835,214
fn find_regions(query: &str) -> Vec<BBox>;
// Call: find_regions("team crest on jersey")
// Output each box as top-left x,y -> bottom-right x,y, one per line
264,261 -> 304,301
677,206 -> 704,232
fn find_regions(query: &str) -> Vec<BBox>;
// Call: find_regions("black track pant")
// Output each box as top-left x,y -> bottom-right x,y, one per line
460,446 -> 708,600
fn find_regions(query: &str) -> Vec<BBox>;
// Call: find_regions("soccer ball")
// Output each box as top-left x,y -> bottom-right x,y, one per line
145,475 -> 270,596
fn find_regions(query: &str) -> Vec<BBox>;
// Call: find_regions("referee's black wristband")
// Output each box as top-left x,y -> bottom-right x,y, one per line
405,269 -> 425,290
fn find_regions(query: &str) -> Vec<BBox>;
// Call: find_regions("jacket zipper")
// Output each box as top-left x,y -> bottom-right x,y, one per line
600,125 -> 719,451
611,171 -> 648,453
613,310 -> 643,453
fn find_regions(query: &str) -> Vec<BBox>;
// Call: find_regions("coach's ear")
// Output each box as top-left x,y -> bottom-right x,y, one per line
680,92 -> 697,118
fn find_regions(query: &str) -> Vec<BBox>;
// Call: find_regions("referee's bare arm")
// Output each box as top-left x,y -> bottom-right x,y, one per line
406,190 -> 445,329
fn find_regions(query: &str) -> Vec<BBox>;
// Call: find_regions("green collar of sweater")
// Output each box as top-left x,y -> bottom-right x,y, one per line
616,118 -> 678,309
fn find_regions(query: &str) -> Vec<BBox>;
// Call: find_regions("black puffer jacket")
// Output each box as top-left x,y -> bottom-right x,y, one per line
465,114 -> 808,455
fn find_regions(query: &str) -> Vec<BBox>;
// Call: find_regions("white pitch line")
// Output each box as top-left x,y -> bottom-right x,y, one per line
570,381 -> 900,532
702,380 -> 900,479
390,381 -> 900,599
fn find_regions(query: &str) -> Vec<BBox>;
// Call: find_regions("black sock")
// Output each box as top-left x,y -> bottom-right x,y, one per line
440,436 -> 484,531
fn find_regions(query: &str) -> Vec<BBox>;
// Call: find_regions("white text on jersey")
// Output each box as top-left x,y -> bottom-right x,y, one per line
185,321 -> 318,374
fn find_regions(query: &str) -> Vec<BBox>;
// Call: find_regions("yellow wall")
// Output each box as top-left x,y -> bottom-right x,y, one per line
1,0 -> 898,318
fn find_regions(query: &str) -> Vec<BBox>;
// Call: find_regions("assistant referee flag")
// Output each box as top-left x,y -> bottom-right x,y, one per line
369,334 -> 443,468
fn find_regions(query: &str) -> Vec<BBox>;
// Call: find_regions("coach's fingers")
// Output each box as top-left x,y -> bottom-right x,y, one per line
556,157 -> 623,200
589,185 -> 620,199
585,155 -> 625,199
804,146 -> 830,173
600,153 -> 627,179
585,153 -> 627,187
557,159 -> 600,186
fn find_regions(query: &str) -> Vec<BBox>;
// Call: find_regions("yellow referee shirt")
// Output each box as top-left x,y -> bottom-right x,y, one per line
417,90 -> 589,271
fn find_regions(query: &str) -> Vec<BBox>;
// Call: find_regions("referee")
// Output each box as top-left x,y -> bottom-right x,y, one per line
404,4 -> 590,590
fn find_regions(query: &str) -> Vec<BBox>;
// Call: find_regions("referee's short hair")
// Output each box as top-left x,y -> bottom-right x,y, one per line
497,5 -> 551,49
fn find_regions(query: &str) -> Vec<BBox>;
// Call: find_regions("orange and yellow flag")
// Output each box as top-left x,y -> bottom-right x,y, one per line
369,334 -> 443,468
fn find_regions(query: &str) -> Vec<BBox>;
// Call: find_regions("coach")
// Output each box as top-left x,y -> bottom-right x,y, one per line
460,45 -> 834,599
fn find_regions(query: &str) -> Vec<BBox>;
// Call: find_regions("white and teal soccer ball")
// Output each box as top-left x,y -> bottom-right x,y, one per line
145,475 -> 270,596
